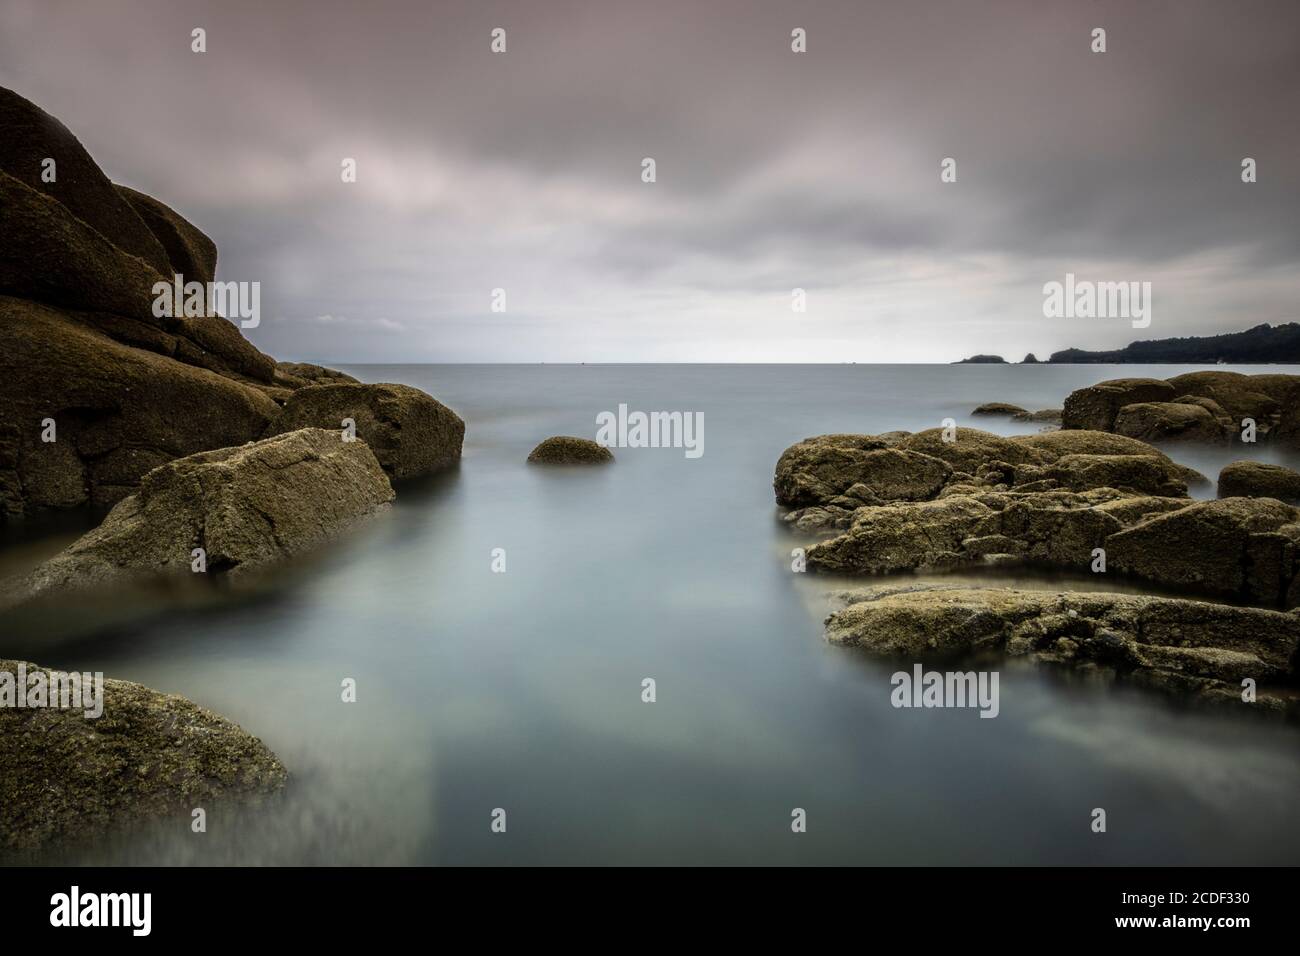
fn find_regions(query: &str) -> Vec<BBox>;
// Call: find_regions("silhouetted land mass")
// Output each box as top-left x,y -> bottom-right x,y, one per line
1047,323 -> 1300,364
956,354 -> 1007,364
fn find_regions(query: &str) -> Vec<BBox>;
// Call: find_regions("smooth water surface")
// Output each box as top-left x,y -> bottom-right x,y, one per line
6,364 -> 1300,865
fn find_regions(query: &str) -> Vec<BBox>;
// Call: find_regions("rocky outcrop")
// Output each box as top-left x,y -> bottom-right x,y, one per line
3,428 -> 393,608
1113,401 -> 1232,443
823,585 -> 1300,718
774,428 -> 1300,611
0,659 -> 287,851
1061,378 -> 1176,432
268,383 -> 464,480
0,85 -> 464,515
527,436 -> 615,464
1062,370 -> 1300,446
1218,461 -> 1300,504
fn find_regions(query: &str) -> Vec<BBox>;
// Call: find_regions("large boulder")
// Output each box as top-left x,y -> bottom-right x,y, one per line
1113,401 -> 1232,444
0,659 -> 286,852
0,297 -> 281,514
1107,497 -> 1300,607
273,362 -> 359,389
3,428 -> 394,607
1061,378 -> 1177,431
824,585 -> 1300,715
268,383 -> 464,480
1218,461 -> 1300,504
1164,371 -> 1282,423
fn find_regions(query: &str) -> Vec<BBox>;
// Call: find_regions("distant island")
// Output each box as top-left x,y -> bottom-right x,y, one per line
957,323 -> 1300,365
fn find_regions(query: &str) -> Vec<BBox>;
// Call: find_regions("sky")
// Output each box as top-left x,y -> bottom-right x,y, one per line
1,0 -> 1298,363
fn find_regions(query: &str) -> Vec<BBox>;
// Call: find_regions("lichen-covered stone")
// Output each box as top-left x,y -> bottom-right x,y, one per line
823,585 -> 1300,717
1218,460 -> 1300,504
0,659 -> 287,852
527,436 -> 614,464
269,383 -> 464,480
3,428 -> 394,607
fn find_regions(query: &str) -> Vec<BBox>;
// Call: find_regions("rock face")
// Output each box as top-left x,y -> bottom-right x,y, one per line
0,659 -> 287,851
4,429 -> 394,607
823,586 -> 1300,717
0,85 -> 465,515
0,297 -> 281,512
527,436 -> 615,464
1218,461 -> 1300,504
268,383 -> 464,480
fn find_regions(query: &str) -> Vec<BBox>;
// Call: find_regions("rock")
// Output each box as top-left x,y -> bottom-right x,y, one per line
807,496 -> 994,573
823,585 -> 1300,715
1107,497 -> 1300,607
0,169 -> 168,325
273,362 -> 360,389
527,436 -> 614,464
1017,454 -> 1189,498
268,383 -> 464,480
774,435 -> 905,505
1218,461 -> 1300,505
898,427 -> 1040,473
1113,401 -> 1232,444
0,659 -> 286,851
3,428 -> 393,607
971,402 -> 1028,416
0,297 -> 280,515
1021,353 -> 1039,364
1061,378 -> 1177,432
1011,408 -> 1062,424
114,185 -> 218,286
1164,371 -> 1281,423
0,87 -> 171,274
1012,428 -> 1169,460
956,354 -> 1006,364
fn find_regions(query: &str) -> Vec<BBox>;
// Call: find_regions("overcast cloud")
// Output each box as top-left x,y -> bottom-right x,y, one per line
1,0 -> 1297,362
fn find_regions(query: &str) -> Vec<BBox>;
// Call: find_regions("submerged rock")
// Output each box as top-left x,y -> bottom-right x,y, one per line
527,436 -> 614,464
3,428 -> 393,608
823,585 -> 1300,717
268,383 -> 464,480
0,659 -> 287,851
1011,408 -> 1063,424
1218,460 -> 1300,504
971,402 -> 1028,416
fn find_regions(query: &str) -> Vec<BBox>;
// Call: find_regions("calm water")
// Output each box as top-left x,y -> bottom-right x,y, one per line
5,363 -> 1300,865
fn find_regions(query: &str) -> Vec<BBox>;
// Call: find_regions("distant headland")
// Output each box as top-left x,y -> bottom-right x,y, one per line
957,323 -> 1300,365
